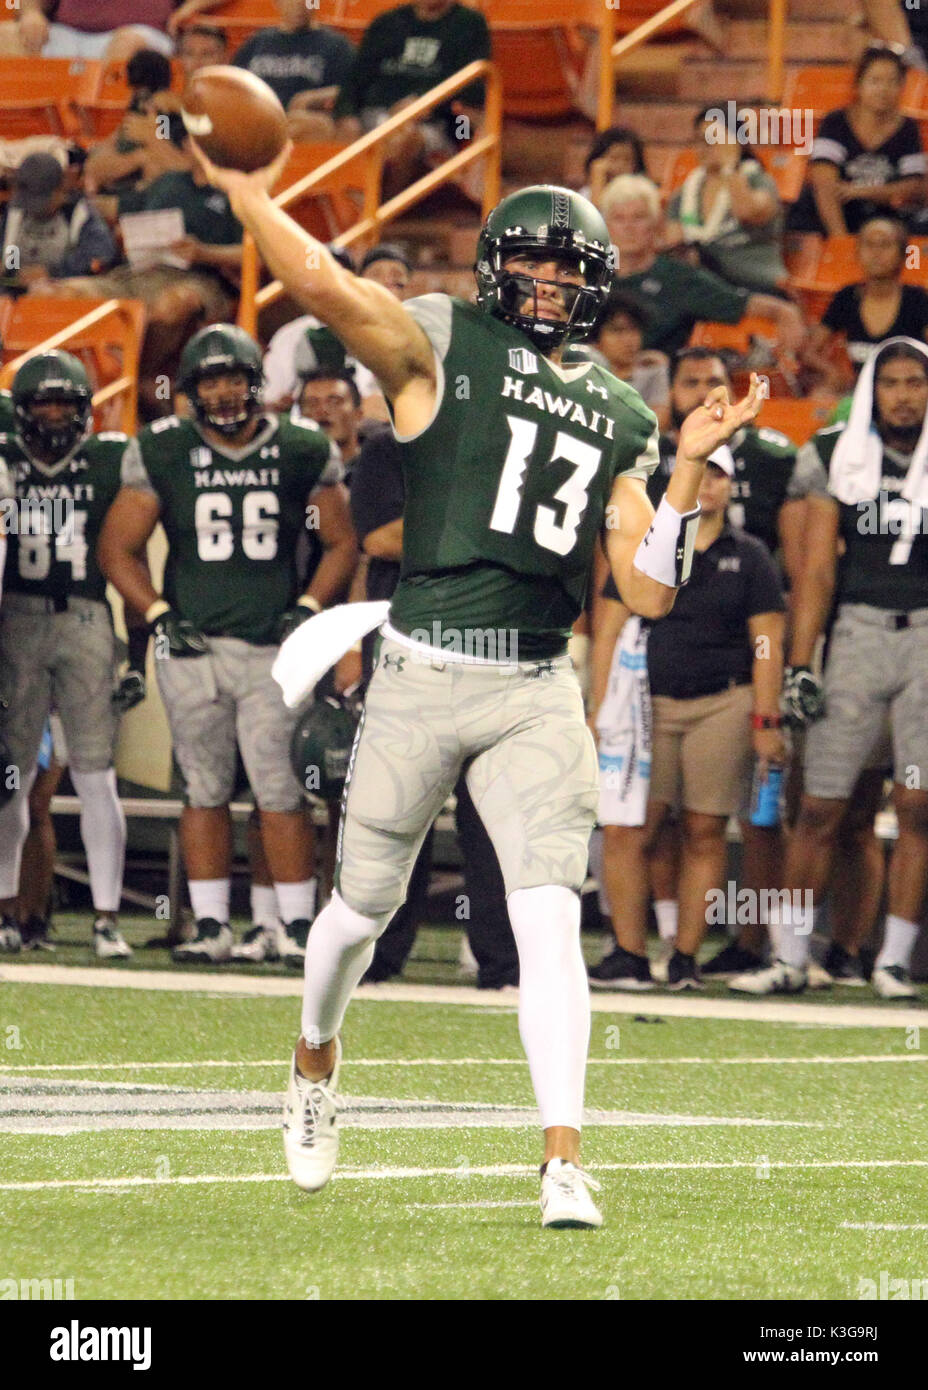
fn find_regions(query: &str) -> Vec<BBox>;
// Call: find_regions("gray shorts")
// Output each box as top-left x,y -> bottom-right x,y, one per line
0,593 -> 117,774
155,636 -> 301,812
335,636 -> 600,919
804,604 -> 928,799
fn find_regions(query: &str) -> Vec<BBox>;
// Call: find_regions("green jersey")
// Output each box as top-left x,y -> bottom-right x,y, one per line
0,428 -> 128,603
123,412 -> 335,644
389,295 -> 660,659
0,390 -> 14,434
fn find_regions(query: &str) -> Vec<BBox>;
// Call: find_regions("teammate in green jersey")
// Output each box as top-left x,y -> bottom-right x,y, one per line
0,351 -> 139,961
188,138 -> 765,1228
99,324 -> 358,967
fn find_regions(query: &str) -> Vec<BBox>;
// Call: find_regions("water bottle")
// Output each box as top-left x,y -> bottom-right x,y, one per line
750,762 -> 783,828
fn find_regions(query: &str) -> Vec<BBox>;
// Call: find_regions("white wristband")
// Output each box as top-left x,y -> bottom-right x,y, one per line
634,496 -> 701,588
145,598 -> 171,625
298,595 -> 322,614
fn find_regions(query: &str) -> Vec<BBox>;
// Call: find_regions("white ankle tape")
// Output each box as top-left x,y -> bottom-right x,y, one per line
634,496 -> 701,588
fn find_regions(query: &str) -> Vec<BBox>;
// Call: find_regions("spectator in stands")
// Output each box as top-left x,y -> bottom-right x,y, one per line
603,174 -> 804,356
298,369 -> 364,484
584,289 -> 670,424
54,140 -> 243,417
0,152 -> 117,286
804,213 -> 928,392
333,0 -> 491,198
232,0 -> 355,143
788,46 -> 927,236
665,106 -> 787,294
579,126 -> 648,205
177,23 -> 228,83
264,244 -> 412,416
859,2 -> 928,71
589,451 -> 786,990
16,0 -> 225,62
84,50 -> 189,204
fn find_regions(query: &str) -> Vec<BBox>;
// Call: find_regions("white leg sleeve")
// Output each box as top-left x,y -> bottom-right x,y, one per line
300,889 -> 387,1045
70,768 -> 126,915
0,767 -> 37,900
508,885 -> 590,1133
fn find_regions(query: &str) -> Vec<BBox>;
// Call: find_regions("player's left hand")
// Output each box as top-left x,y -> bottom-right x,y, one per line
276,604 -> 315,645
752,725 -> 787,773
678,373 -> 766,464
112,670 -> 146,714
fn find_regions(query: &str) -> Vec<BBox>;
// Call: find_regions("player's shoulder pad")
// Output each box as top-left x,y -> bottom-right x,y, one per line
144,413 -> 186,437
88,430 -> 131,449
598,365 -> 657,427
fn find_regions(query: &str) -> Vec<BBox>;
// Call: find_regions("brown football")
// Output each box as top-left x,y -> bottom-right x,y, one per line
181,66 -> 288,173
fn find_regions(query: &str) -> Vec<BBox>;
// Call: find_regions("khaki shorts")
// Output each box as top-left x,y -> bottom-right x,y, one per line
335,636 -> 599,918
650,683 -> 754,818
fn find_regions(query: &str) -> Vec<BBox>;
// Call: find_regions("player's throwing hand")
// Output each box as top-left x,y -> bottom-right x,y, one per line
678,372 -> 767,464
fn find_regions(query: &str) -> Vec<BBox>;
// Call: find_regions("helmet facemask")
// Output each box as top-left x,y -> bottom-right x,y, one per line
191,366 -> 262,438
15,388 -> 91,459
476,237 -> 615,350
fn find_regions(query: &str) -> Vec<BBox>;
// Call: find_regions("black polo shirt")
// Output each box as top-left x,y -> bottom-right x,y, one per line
603,523 -> 785,698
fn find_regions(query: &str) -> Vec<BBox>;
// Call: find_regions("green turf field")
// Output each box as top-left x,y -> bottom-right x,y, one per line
2,925 -> 927,1301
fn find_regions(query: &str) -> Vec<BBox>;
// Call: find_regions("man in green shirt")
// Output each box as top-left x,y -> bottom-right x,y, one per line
189,137 -> 766,1227
334,0 -> 490,196
99,325 -> 358,967
602,174 -> 804,356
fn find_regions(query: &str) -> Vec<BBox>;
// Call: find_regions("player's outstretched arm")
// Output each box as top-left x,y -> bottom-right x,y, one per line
606,375 -> 765,618
189,141 -> 436,431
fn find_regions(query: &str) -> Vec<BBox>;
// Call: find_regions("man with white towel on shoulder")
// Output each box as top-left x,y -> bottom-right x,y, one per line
731,337 -> 928,999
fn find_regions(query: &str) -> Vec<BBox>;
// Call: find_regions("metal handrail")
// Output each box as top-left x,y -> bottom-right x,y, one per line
0,298 -> 140,433
597,0 -> 789,130
238,59 -> 502,335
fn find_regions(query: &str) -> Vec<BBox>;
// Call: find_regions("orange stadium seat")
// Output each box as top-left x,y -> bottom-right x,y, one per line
789,234 -> 861,317
660,148 -> 698,200
0,297 -> 145,418
474,1 -> 602,120
781,65 -> 853,126
689,315 -> 784,356
756,145 -> 808,204
902,68 -> 928,119
689,315 -> 801,396
0,57 -> 93,138
272,140 -> 375,241
758,395 -> 839,445
902,237 -> 928,286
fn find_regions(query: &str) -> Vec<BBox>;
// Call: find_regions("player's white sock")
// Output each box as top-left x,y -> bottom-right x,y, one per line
300,889 -> 386,1044
0,768 -> 36,899
771,897 -> 812,968
70,768 -> 126,914
508,885 -> 589,1133
250,884 -> 278,929
654,899 -> 678,942
189,878 -> 230,925
275,878 -> 317,925
875,915 -> 920,972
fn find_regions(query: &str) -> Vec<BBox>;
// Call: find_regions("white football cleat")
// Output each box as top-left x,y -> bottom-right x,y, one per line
729,960 -> 807,995
872,965 -> 918,1000
231,925 -> 279,962
171,918 -> 232,963
651,938 -> 675,984
806,960 -> 833,991
93,918 -> 132,960
283,1036 -> 342,1192
540,1158 -> 603,1229
276,918 -> 311,967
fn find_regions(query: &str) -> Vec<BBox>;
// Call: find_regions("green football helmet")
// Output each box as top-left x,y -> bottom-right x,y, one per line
474,185 -> 615,350
290,693 -> 361,803
12,350 -> 92,457
178,323 -> 264,436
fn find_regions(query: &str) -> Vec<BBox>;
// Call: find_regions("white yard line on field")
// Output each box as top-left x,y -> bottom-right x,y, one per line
840,1222 -> 928,1231
1,963 -> 926,1028
1,1158 -> 926,1194
2,1054 -> 926,1073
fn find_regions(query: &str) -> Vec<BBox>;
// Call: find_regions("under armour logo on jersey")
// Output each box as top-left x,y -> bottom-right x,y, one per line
190,447 -> 212,468
508,348 -> 538,375
382,654 -> 406,672
260,444 -> 280,459
717,557 -> 741,572
585,380 -> 609,400
527,660 -> 556,679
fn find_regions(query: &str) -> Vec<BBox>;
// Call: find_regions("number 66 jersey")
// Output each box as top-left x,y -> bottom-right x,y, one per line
389,295 -> 661,660
0,429 -> 128,603
121,412 -> 336,645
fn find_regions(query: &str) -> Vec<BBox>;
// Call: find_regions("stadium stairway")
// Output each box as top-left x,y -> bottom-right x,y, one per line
387,0 -> 859,296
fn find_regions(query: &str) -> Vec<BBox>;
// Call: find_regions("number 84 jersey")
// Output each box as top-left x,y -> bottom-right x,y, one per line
390,296 -> 660,659
122,412 -> 334,645
0,429 -> 128,603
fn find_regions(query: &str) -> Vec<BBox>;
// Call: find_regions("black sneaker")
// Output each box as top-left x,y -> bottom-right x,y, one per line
588,945 -> 653,991
20,916 -> 55,951
279,918 -> 311,967
171,918 -> 231,963
701,942 -> 763,978
823,942 -> 867,987
666,950 -> 704,991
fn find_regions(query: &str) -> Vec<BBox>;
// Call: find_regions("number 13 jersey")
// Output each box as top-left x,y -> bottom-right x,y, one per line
389,295 -> 660,659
